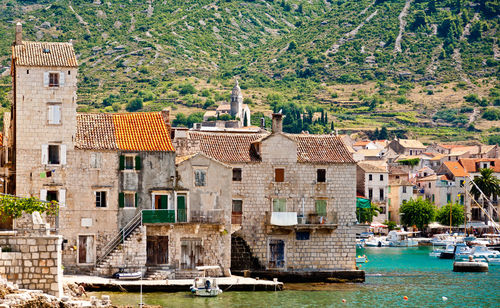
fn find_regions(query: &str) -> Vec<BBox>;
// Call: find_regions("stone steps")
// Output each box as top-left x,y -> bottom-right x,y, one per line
174,270 -> 203,280
96,228 -> 143,269
145,266 -> 175,280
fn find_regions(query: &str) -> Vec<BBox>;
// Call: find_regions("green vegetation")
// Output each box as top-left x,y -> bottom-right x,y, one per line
470,168 -> 500,206
0,0 -> 497,141
0,195 -> 58,220
356,203 -> 381,224
435,203 -> 465,227
400,198 -> 435,230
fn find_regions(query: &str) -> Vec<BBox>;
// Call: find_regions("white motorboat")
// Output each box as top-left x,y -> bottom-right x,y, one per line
386,231 -> 418,247
190,277 -> 222,297
430,234 -> 458,247
113,271 -> 143,280
459,246 -> 500,263
429,244 -> 445,257
364,236 -> 388,247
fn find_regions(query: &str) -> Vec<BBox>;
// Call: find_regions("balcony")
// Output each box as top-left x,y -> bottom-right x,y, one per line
141,209 -> 225,225
265,211 -> 338,233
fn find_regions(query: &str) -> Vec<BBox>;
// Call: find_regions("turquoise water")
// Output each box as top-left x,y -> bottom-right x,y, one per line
90,247 -> 500,307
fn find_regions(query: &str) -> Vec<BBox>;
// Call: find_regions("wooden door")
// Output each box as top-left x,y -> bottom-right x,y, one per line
155,195 -> 168,209
177,195 -> 187,222
147,236 -> 169,265
78,235 -> 94,264
269,239 -> 285,268
180,239 -> 202,269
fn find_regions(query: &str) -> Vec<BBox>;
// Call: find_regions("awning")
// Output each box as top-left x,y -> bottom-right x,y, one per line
371,222 -> 388,228
428,222 -> 448,229
459,222 -> 489,229
356,197 -> 371,209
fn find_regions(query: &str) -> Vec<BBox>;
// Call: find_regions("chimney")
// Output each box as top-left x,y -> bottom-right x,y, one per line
260,117 -> 265,129
272,113 -> 283,134
15,22 -> 22,45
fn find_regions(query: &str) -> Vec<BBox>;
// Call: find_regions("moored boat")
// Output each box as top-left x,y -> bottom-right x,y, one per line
386,231 -> 418,247
190,277 -> 223,297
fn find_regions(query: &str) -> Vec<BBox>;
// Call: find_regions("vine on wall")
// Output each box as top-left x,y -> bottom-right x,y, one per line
0,195 -> 58,220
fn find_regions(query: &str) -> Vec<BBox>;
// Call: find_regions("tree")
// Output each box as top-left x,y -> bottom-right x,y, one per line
399,198 -> 435,230
172,113 -> 188,127
287,40 -> 297,51
126,98 -> 143,112
379,126 -> 388,140
470,168 -> 500,209
436,203 -> 465,227
356,203 -> 381,223
411,10 -> 427,30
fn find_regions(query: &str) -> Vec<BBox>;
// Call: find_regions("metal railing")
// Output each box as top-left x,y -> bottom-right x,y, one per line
95,211 -> 142,266
190,209 -> 224,224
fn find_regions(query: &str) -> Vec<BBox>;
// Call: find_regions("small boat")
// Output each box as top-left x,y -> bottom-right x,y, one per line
429,244 -> 445,257
356,255 -> 368,263
113,271 -> 143,280
456,245 -> 500,262
439,244 -> 456,259
190,277 -> 222,297
430,234 -> 458,247
386,231 -> 418,247
364,236 -> 388,247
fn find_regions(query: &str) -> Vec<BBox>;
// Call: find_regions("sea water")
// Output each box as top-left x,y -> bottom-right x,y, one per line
90,246 -> 500,307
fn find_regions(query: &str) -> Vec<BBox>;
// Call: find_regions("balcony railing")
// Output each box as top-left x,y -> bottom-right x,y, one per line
142,209 -> 225,224
265,211 -> 338,231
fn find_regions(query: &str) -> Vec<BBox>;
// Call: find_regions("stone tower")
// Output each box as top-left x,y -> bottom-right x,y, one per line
10,23 -> 78,202
230,80 -> 243,119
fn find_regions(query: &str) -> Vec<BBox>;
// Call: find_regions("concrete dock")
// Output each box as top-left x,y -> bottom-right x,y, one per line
64,275 -> 283,292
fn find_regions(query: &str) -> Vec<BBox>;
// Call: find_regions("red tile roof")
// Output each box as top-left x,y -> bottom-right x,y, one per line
289,134 -> 355,163
443,161 -> 469,177
76,112 -> 174,151
13,41 -> 78,67
188,131 -> 267,162
459,158 -> 500,173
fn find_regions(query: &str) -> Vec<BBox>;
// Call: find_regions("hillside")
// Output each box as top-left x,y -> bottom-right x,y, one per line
0,0 -> 498,143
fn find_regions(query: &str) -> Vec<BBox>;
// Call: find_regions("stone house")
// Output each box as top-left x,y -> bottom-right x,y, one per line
387,166 -> 413,224
356,161 -> 389,223
174,114 -> 362,282
388,139 -> 426,156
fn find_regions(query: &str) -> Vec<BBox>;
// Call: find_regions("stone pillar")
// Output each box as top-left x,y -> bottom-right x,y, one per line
15,23 -> 22,45
272,113 -> 283,134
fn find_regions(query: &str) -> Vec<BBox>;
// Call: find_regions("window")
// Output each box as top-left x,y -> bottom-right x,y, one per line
317,169 -> 326,183
272,198 -> 286,212
402,186 -> 407,193
47,191 -> 58,202
428,183 -> 431,188
95,191 -> 107,208
120,155 -> 141,171
379,189 -> 384,201
47,104 -> 61,125
27,70 -> 29,74
368,188 -> 373,200
48,145 -> 60,164
396,175 -> 400,179
124,193 -> 135,208
232,168 -> 242,181
447,193 -> 451,203
41,189 -> 65,207
380,174 -> 384,181
49,73 -> 59,87
296,231 -> 310,240
315,200 -> 327,216
90,153 -> 101,169
194,169 -> 206,187
274,168 -> 285,182
125,156 -> 134,170
368,174 -> 373,181
232,200 -> 243,224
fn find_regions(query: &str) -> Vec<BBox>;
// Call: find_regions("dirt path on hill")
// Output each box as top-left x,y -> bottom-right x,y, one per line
394,0 -> 412,53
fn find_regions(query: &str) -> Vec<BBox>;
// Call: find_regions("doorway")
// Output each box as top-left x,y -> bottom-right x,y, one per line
78,235 -> 95,264
177,195 -> 187,222
269,239 -> 285,268
154,195 -> 168,210
180,238 -> 202,269
146,236 -> 169,265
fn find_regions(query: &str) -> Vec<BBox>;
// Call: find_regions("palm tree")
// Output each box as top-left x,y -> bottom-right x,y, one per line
470,168 -> 500,222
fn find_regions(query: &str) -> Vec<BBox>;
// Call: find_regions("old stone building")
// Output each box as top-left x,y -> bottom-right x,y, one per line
203,80 -> 251,127
174,114 -> 362,281
356,161 -> 389,223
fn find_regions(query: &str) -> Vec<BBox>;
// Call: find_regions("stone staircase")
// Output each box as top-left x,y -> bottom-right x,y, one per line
144,266 -> 175,280
94,226 -> 146,277
174,269 -> 204,280
231,235 -> 263,271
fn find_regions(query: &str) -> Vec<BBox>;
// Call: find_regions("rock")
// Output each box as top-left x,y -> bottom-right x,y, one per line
40,21 -> 51,29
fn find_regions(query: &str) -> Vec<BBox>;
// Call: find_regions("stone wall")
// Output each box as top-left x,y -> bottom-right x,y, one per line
0,213 -> 63,297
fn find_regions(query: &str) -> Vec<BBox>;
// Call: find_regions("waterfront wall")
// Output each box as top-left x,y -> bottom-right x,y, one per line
0,230 -> 63,297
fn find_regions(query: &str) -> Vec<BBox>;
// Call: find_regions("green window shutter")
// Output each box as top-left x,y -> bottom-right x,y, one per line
160,195 -> 168,210
315,200 -> 327,216
135,193 -> 138,207
119,155 -> 125,170
135,156 -> 141,170
273,199 -> 286,212
118,193 -> 124,208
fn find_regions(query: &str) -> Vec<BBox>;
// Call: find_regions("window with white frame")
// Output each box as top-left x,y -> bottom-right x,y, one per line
49,72 -> 59,87
48,145 -> 60,164
42,144 -> 66,165
47,104 -> 61,125
90,153 -> 102,169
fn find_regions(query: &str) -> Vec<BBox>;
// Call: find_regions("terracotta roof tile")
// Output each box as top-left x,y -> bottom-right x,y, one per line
288,134 -> 355,163
443,161 -> 469,177
459,158 -> 500,173
398,139 -> 426,149
188,131 -> 267,162
76,112 -> 174,151
13,41 -> 78,67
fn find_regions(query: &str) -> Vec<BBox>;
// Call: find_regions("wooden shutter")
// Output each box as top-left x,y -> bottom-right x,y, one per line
47,106 -> 54,123
40,189 -> 47,201
43,72 -> 49,87
135,193 -> 138,207
59,72 -> 65,86
315,200 -> 327,216
41,144 -> 48,165
118,193 -> 124,208
59,189 -> 66,207
275,168 -> 284,182
53,105 -> 61,124
135,156 -> 141,170
273,199 -> 286,212
60,144 -> 67,165
119,155 -> 125,170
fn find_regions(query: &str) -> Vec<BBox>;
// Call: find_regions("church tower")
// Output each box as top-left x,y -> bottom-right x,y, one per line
230,80 -> 243,119
9,23 -> 78,202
